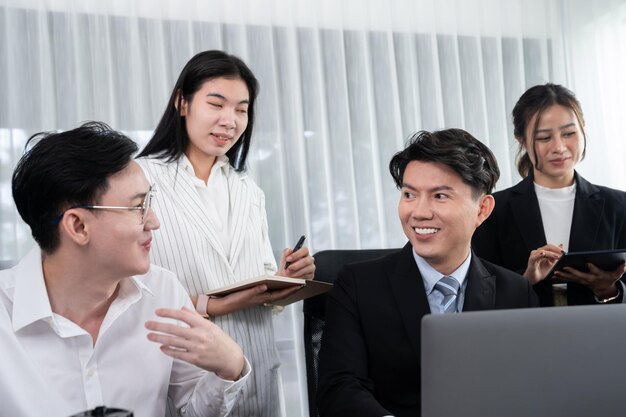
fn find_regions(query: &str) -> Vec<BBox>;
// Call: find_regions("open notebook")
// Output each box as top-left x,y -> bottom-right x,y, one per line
205,275 -> 332,307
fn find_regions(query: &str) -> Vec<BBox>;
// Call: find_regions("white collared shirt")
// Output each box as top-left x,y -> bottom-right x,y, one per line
0,248 -> 250,417
412,249 -> 472,314
180,154 -> 233,260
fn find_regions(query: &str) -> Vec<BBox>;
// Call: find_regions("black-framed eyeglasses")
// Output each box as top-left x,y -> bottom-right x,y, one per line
51,184 -> 156,225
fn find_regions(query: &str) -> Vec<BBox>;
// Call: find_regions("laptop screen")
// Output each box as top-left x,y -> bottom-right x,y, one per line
421,304 -> 626,417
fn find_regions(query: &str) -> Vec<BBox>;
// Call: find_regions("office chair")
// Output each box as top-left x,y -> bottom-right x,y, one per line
303,248 -> 400,417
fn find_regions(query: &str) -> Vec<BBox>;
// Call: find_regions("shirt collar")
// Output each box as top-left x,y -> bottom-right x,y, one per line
97,274 -> 153,337
128,274 -> 153,296
11,248 -> 53,332
11,248 -> 154,333
180,154 -> 230,178
412,249 -> 472,295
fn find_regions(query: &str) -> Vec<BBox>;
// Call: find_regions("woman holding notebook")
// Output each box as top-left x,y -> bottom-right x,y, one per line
473,83 -> 626,306
136,50 -> 315,416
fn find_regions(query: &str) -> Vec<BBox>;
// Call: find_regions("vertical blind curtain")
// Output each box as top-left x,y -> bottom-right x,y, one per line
562,0 -> 626,192
1,0 -> 625,415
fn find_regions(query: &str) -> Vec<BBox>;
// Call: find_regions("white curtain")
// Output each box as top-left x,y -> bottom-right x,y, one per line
561,0 -> 626,191
1,0 -> 625,415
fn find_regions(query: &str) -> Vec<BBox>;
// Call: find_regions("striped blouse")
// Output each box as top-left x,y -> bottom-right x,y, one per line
137,156 -> 284,417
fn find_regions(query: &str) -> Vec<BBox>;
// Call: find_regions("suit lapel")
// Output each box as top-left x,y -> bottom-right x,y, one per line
569,173 -> 604,251
227,169 -> 251,265
388,244 -> 431,359
510,175 -> 547,252
159,161 -> 229,263
462,254 -> 496,311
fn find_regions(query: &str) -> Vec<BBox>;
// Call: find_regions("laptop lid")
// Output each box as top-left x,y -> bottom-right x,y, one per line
421,304 -> 626,417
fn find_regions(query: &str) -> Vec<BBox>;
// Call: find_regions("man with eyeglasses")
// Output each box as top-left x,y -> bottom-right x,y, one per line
51,184 -> 156,225
0,122 -> 250,416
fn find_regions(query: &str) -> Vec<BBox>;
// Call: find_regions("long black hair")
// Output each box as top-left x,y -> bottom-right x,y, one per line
137,50 -> 259,171
512,83 -> 586,178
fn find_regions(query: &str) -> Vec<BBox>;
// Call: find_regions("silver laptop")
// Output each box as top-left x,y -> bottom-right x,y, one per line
421,304 -> 626,417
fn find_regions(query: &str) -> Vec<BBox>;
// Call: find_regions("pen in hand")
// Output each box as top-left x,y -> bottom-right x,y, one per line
284,235 -> 306,269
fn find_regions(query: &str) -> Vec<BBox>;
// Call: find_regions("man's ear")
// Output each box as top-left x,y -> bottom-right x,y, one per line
475,194 -> 495,228
59,209 -> 90,247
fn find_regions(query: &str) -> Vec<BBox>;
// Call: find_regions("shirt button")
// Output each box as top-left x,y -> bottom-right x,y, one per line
86,368 -> 94,378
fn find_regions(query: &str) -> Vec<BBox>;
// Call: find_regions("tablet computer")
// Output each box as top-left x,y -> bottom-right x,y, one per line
545,248 -> 626,280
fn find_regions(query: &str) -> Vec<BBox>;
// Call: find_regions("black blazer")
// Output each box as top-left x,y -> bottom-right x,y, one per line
473,172 -> 626,306
316,243 -> 537,417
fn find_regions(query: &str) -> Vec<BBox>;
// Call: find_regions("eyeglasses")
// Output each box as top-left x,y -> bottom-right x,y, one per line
51,184 -> 156,225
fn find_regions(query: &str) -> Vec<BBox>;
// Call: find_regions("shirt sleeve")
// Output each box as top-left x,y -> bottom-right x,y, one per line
163,270 -> 252,416
172,357 -> 252,417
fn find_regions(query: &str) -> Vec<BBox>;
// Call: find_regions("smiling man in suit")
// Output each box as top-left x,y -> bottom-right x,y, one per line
316,128 -> 539,417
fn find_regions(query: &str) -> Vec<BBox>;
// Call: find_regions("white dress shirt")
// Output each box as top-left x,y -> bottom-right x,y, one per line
180,155 -> 233,260
0,248 -> 250,417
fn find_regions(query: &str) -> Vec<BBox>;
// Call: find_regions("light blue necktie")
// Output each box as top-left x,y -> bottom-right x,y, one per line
435,276 -> 460,313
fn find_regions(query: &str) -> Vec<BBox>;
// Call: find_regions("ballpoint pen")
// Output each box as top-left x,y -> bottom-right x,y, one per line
284,235 -> 306,269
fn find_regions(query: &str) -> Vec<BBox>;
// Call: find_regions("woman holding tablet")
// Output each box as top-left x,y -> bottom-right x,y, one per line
473,83 -> 626,306
137,50 -> 315,416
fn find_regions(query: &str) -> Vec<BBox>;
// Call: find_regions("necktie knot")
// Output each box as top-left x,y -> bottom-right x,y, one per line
435,276 -> 459,296
435,276 -> 459,313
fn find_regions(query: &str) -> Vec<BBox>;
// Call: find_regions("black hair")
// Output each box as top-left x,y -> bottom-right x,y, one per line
389,128 -> 500,198
11,121 -> 138,253
137,50 -> 259,171
512,83 -> 586,177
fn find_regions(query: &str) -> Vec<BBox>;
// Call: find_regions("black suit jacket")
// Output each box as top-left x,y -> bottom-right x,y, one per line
316,243 -> 538,417
472,172 -> 626,306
